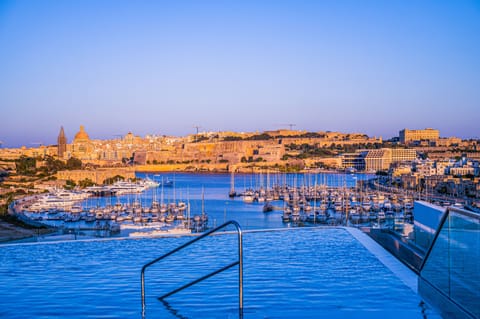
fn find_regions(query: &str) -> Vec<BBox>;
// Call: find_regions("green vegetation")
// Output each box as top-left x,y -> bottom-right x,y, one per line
193,135 -> 209,143
65,179 -> 76,190
77,178 -> 96,188
41,155 -> 66,174
15,156 -> 37,176
281,163 -> 304,173
104,175 -> 125,184
223,136 -> 243,141
245,133 -> 272,141
0,193 -> 14,216
66,157 -> 82,169
15,155 -> 83,177
284,143 -> 336,158
297,132 -> 326,138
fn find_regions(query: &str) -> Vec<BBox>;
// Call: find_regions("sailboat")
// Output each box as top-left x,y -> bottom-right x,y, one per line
229,171 -> 236,197
263,201 -> 273,213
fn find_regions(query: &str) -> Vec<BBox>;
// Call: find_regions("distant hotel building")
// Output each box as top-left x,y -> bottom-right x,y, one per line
342,148 -> 417,172
399,128 -> 439,144
341,152 -> 367,171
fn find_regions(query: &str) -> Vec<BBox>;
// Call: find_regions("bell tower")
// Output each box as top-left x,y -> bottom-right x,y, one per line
57,126 -> 67,158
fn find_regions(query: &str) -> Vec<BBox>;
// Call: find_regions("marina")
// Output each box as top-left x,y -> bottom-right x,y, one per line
12,175 -> 211,238
10,172 -> 466,240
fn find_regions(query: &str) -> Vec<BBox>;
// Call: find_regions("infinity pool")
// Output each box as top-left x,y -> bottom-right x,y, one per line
0,227 -> 440,318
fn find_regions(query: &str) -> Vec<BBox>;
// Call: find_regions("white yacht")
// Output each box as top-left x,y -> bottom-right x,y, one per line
28,194 -> 76,212
52,189 -> 90,201
107,181 -> 146,194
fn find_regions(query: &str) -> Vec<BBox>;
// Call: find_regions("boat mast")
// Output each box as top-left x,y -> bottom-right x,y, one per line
161,177 -> 164,206
201,186 -> 205,219
187,187 -> 190,230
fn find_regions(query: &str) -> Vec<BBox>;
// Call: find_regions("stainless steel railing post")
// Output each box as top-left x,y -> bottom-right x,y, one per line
237,223 -> 243,315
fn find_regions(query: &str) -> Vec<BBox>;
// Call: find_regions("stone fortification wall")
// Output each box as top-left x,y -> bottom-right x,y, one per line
56,168 -> 135,184
144,140 -> 285,165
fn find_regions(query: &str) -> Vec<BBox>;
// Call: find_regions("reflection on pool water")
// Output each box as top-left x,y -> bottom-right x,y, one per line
0,227 -> 440,318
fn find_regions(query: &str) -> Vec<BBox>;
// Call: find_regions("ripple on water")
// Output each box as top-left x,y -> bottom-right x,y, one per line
0,228 -> 440,318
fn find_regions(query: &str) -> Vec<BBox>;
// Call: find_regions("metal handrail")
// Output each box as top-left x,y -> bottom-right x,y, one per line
141,220 -> 243,317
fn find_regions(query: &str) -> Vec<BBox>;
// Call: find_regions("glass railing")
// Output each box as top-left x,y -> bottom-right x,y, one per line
412,201 -> 446,252
419,207 -> 479,318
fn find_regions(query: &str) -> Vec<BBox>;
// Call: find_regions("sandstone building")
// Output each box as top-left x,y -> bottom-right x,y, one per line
399,128 -> 439,144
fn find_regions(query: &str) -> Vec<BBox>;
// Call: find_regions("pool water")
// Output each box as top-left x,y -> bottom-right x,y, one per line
0,227 -> 439,318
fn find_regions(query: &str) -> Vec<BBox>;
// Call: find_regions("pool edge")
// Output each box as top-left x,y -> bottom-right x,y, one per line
344,227 -> 418,293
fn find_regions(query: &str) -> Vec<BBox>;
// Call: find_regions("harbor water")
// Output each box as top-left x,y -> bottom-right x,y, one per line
18,172 -> 377,239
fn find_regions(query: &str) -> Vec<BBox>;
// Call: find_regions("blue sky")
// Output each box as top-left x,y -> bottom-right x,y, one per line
1,0 -> 479,147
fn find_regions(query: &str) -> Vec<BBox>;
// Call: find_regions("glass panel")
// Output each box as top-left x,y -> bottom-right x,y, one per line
421,209 -> 480,318
420,216 -> 451,295
413,202 -> 446,252
448,212 -> 480,318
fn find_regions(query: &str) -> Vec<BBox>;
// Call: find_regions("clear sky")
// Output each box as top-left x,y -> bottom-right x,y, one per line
1,0 -> 479,147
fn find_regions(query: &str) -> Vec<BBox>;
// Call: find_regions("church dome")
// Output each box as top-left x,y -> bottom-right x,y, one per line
74,125 -> 90,141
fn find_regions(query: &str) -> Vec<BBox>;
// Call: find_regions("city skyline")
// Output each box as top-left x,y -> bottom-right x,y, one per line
0,123 -> 470,149
1,0 -> 479,147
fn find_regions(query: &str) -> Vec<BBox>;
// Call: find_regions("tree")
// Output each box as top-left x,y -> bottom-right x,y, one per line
66,157 -> 82,170
15,156 -> 36,176
78,178 -> 96,188
0,193 -> 14,216
42,155 -> 66,174
193,135 -> 209,143
65,179 -> 76,190
246,133 -> 271,141
104,175 -> 125,185
223,136 -> 243,141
